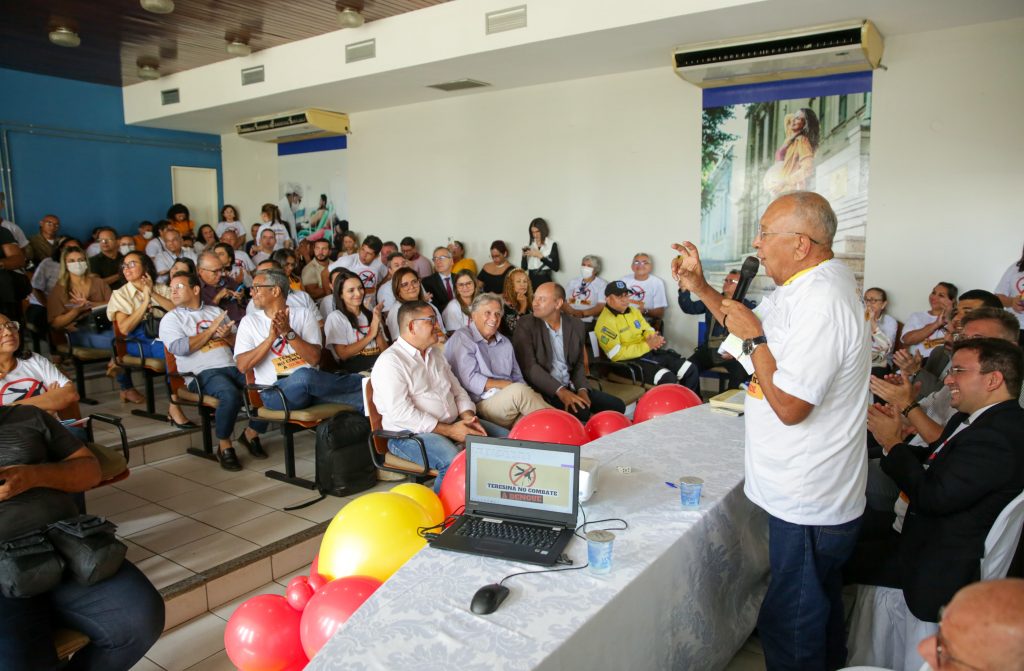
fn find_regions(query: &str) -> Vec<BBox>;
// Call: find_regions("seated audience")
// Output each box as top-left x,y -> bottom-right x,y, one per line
160,271 -> 265,471
169,256 -> 197,280
445,293 -> 551,429
83,227 -> 102,257
847,337 -> 1024,623
235,269 -> 363,413
521,217 -> 559,289
514,283 -> 626,421
500,268 -> 533,337
478,240 -> 513,295
25,213 -> 60,266
318,267 -> 346,320
301,239 -> 332,300
399,236 -> 433,278
901,282 -> 957,359
620,252 -> 667,325
449,240 -> 477,275
88,226 -> 125,289
251,226 -> 279,266
371,301 -> 508,491
118,235 -> 136,259
166,203 -> 195,238
677,268 -> 753,390
246,260 -> 318,315
564,254 -> 607,330
216,204 -> 246,246
144,221 -> 169,258
197,251 -> 246,322
257,203 -> 290,251
330,235 -> 386,307
324,271 -> 388,373
0,193 -> 29,250
153,228 -> 195,284
215,232 -> 254,286
441,269 -> 478,333
0,224 -> 27,324
134,220 -> 154,252
385,268 -> 444,341
0,405 -> 164,670
271,248 -> 302,291
0,314 -> 79,411
194,224 -> 218,254
596,280 -> 700,393
26,236 -> 77,338
994,243 -> 1024,346
376,252 -> 407,314
380,240 -> 398,261
865,287 -> 898,372
422,246 -> 456,312
337,230 -> 359,258
243,222 -> 261,257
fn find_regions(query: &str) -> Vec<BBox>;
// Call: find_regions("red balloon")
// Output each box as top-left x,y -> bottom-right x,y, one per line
308,572 -> 327,591
286,576 -> 314,611
509,408 -> 588,446
310,553 -> 319,578
438,449 -> 467,518
225,594 -> 308,671
633,384 -> 702,423
584,411 -> 632,441
299,575 -> 382,659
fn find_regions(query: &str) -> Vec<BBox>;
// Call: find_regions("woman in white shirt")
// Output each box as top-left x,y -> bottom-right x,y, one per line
564,254 -> 608,329
441,270 -> 478,334
864,287 -> 897,371
384,267 -> 444,343
216,204 -> 247,246
324,271 -> 388,374
520,217 -> 560,289
901,281 -> 957,358
994,244 -> 1024,346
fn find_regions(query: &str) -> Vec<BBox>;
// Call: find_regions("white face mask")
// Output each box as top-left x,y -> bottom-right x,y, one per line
119,245 -> 134,256
142,231 -> 153,240
68,260 -> 88,276
580,266 -> 594,279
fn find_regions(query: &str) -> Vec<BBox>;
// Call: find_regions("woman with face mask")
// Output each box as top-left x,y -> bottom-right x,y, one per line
563,254 -> 607,330
119,235 -> 136,258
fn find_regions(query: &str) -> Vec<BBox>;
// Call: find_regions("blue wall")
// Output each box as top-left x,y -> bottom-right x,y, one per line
0,67 -> 221,241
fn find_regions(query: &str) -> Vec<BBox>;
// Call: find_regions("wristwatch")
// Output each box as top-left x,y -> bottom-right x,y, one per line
742,335 -> 767,356
285,331 -> 297,341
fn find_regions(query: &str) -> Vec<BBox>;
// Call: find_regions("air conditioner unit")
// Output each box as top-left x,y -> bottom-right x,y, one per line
235,109 -> 350,143
673,20 -> 883,89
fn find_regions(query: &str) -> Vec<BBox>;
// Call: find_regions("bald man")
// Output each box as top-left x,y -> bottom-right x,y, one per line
918,579 -> 1024,671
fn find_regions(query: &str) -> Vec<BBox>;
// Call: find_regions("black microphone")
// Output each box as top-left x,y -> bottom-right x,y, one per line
731,256 -> 760,305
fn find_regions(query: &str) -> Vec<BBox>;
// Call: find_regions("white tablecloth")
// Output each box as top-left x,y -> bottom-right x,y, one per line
308,405 -> 769,671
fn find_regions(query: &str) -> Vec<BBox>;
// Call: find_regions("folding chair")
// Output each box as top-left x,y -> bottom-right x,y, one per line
164,349 -> 218,462
363,378 -> 437,483
112,320 -> 167,422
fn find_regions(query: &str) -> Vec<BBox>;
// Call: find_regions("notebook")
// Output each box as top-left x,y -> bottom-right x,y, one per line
429,435 -> 580,566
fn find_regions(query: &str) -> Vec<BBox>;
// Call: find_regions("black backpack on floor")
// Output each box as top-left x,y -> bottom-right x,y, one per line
314,410 -> 377,497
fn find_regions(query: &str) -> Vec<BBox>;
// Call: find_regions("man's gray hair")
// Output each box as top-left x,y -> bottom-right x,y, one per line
785,190 -> 838,246
470,292 -> 503,314
198,250 -> 221,271
582,255 -> 602,275
254,269 -> 290,296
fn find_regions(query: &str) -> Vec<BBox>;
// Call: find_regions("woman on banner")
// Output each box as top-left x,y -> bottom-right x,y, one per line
764,108 -> 820,198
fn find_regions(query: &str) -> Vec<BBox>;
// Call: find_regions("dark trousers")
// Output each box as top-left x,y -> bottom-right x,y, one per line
690,346 -> 749,389
546,388 -> 626,423
758,514 -> 862,671
630,349 -> 700,394
189,366 -> 267,439
0,561 -> 165,671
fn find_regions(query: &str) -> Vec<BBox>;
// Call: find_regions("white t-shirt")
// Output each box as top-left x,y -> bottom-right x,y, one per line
227,252 -> 255,288
618,274 -> 668,312
216,221 -> 247,241
0,354 -> 70,406
158,304 -> 236,375
376,281 -> 397,314
256,223 -> 290,250
995,262 -> 1024,329
329,255 -> 387,308
145,237 -> 164,258
566,276 -> 608,323
245,290 -> 317,316
1,220 -> 28,248
442,299 -> 470,333
153,247 -> 197,283
318,294 -> 335,321
29,258 -> 61,307
85,242 -> 101,257
324,310 -> 385,361
903,311 -> 947,358
743,259 -> 870,526
385,303 -> 443,342
234,306 -> 321,386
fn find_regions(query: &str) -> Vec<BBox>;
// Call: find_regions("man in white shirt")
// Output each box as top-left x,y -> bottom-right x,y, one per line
153,229 -> 196,284
235,269 -> 363,414
619,252 -> 668,324
674,191 -> 869,669
370,301 -> 508,491
246,260 -> 318,316
159,271 -> 265,471
329,235 -> 387,308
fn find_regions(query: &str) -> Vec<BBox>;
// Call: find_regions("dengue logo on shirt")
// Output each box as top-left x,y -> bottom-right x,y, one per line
271,336 -> 288,355
1016,276 -> 1024,294
629,285 -> 645,302
196,320 -> 213,334
572,286 -> 592,302
0,377 -> 43,405
509,463 -> 537,488
359,270 -> 377,289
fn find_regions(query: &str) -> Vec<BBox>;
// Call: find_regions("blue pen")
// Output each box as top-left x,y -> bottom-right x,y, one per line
664,481 -> 678,489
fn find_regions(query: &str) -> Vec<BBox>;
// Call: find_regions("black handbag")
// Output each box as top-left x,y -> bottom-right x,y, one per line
143,308 -> 162,339
46,515 -> 126,586
0,530 -> 65,598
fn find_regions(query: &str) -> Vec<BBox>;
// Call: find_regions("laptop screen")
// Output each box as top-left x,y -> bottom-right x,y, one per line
464,436 -> 579,525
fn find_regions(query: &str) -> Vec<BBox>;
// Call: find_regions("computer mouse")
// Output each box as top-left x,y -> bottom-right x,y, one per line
470,583 -> 510,615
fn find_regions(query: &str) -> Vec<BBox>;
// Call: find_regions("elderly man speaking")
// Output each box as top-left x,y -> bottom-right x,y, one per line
673,191 -> 869,671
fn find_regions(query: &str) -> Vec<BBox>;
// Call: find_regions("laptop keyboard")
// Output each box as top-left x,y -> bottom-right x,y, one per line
456,518 -> 561,549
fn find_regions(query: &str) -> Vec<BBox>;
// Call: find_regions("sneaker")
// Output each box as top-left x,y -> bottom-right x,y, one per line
217,447 -> 243,471
237,434 -> 268,459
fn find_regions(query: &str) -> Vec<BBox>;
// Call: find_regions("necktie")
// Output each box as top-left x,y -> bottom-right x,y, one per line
444,276 -> 453,300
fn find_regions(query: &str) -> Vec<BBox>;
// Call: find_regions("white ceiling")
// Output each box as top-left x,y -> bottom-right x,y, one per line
133,0 -> 1024,134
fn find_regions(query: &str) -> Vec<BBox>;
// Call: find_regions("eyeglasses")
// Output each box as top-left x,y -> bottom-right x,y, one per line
456,282 -> 475,289
724,278 -> 739,285
399,280 -> 420,289
631,260 -> 651,267
121,261 -> 140,270
948,366 -> 984,377
98,238 -> 116,243
0,321 -> 21,333
754,225 -> 822,245
171,283 -> 188,290
200,266 -> 226,274
934,620 -> 984,670
410,316 -> 437,326
864,297 -> 885,303
250,284 -> 276,292
432,255 -> 452,262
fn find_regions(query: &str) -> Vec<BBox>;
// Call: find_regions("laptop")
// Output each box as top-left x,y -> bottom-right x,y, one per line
429,435 -> 580,566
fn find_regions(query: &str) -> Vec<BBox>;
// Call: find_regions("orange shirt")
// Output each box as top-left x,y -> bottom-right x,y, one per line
169,219 -> 195,238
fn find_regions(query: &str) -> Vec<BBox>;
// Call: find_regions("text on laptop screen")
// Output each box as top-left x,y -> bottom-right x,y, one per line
468,441 -> 576,516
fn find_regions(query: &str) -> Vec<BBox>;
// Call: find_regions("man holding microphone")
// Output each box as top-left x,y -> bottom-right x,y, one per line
673,191 -> 869,671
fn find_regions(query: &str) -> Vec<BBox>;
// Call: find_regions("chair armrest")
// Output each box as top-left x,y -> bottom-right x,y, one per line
371,429 -> 431,476
118,335 -> 149,362
169,370 -> 203,406
87,413 -> 129,462
244,382 -> 287,422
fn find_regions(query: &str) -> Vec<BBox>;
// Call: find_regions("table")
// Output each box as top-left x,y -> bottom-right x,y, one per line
307,405 -> 769,671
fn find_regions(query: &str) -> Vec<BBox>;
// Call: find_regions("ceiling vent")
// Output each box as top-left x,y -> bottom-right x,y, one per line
161,88 -> 180,105
345,39 -> 376,64
427,79 -> 491,92
486,6 -> 527,34
236,109 -> 350,143
241,65 -> 264,86
673,20 -> 884,89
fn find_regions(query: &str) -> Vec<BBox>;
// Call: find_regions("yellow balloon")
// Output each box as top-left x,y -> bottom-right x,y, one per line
318,492 -> 432,583
390,483 -> 445,527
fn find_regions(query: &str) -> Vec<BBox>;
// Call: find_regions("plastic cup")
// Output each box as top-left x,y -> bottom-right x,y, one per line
679,476 -> 704,510
586,530 -> 615,574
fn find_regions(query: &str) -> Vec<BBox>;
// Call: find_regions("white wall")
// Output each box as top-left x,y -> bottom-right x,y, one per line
221,133 -> 278,230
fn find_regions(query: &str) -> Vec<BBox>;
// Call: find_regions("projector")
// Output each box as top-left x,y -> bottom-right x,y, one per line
579,457 -> 600,503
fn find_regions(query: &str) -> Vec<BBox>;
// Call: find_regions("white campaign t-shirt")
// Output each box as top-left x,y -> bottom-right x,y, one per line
903,311 -> 948,358
158,304 -> 236,375
234,306 -> 321,386
216,221 -> 247,240
0,354 -> 71,406
995,262 -> 1024,329
566,276 -> 608,323
324,310 -> 385,361
743,259 -> 870,526
329,255 -> 387,308
245,289 -> 317,316
618,274 -> 668,312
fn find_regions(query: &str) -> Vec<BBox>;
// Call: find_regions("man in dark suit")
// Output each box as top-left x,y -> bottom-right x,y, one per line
421,246 -> 455,312
850,337 -> 1024,622
512,282 -> 625,422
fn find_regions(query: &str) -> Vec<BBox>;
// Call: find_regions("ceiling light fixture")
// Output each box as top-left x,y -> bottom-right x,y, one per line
140,0 -> 175,14
337,7 -> 365,29
226,39 -> 251,57
48,26 -> 81,48
137,63 -> 161,80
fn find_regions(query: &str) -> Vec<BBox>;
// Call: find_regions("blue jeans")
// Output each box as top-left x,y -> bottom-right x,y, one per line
188,366 -> 266,439
0,560 -> 165,670
69,329 -> 133,391
260,367 -> 365,414
758,514 -> 863,671
388,419 -> 509,493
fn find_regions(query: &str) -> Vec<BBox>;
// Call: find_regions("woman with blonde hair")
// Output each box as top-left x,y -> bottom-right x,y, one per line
501,268 -> 533,337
